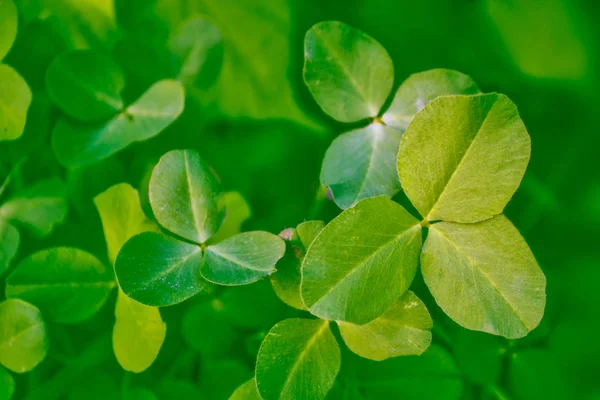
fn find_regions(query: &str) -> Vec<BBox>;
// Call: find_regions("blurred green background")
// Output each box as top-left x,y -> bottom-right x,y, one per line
1,0 -> 599,399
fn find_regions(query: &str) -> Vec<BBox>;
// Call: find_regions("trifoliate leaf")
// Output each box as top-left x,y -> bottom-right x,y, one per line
94,183 -> 158,263
398,93 -> 530,223
52,79 -> 185,166
45,50 -> 125,121
0,220 -> 19,275
149,149 -> 224,244
181,299 -> 236,358
421,215 -> 546,338
168,16 -> 223,88
256,318 -> 340,400
0,0 -> 17,61
229,379 -> 261,400
209,192 -> 251,244
337,291 -> 432,361
115,232 -> 210,307
0,299 -> 48,373
5,247 -> 115,324
0,178 -> 68,237
113,290 -> 166,373
270,221 -> 324,310
304,21 -> 393,122
302,196 -> 421,324
0,365 -> 15,399
201,231 -> 285,285
0,64 -> 32,141
321,123 -> 402,209
382,69 -> 480,130
358,345 -> 463,400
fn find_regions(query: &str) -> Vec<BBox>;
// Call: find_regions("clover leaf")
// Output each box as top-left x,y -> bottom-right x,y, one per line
398,93 -> 531,223
0,220 -> 19,275
52,79 -> 185,166
229,379 -> 261,400
301,196 -> 422,324
0,299 -> 48,373
0,0 -> 17,62
115,149 -> 285,307
305,22 -> 482,209
421,215 -> 546,338
337,291 -> 433,361
0,64 -> 32,141
256,318 -> 341,400
94,183 -> 166,373
45,50 -> 126,121
5,247 -> 116,324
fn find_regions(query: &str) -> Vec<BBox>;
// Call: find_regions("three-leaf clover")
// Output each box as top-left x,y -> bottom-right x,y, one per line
47,49 -> 185,167
114,149 -> 285,307
304,21 -> 480,209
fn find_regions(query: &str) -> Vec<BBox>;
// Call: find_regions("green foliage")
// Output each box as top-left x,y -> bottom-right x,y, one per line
256,318 -> 341,400
0,299 -> 48,373
0,1 -> 593,399
5,247 -> 115,324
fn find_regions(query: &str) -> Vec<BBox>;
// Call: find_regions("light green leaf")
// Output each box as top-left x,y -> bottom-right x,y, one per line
301,196 -> 421,324
421,215 -> 546,338
168,16 -> 223,87
296,221 -> 325,250
0,299 -> 48,373
0,220 -> 19,275
229,379 -> 262,400
5,247 -> 115,324
202,231 -> 285,285
209,192 -> 251,244
52,79 -> 185,166
115,232 -> 210,307
181,299 -> 236,358
155,0 -> 317,128
0,0 -> 17,61
113,290 -> 166,373
256,318 -> 340,400
94,183 -> 158,263
358,345 -> 463,400
271,221 -> 324,311
0,178 -> 68,237
45,50 -> 125,121
0,365 -> 15,399
304,21 -> 393,122
337,291 -> 432,361
321,123 -> 402,209
398,93 -> 530,223
149,149 -> 224,244
0,64 -> 32,141
382,69 -> 480,130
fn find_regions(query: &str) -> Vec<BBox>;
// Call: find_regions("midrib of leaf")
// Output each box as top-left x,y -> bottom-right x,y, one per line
306,226 -> 419,310
432,226 -> 530,330
312,29 -> 374,116
128,247 -> 202,294
280,320 -> 329,395
349,126 -> 382,205
184,151 -> 204,244
207,246 -> 276,273
425,95 -> 498,220
0,321 -> 44,349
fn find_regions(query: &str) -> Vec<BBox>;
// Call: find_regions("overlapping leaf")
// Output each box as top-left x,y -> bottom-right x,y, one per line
5,247 -> 115,324
256,318 -> 340,400
301,197 -> 421,324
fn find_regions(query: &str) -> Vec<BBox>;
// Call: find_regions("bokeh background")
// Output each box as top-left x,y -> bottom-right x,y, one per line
1,0 -> 598,399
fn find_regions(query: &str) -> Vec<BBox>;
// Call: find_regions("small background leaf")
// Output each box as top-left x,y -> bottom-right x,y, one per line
0,299 -> 48,373
0,0 -> 17,61
0,64 -> 32,141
